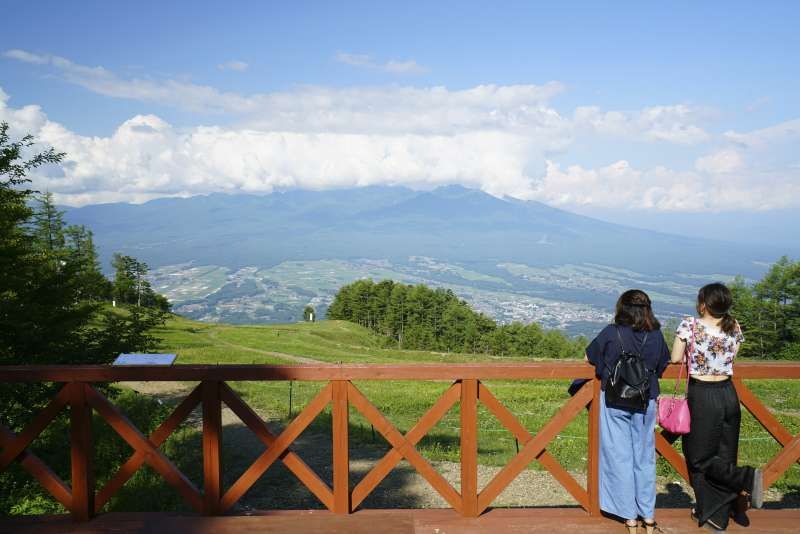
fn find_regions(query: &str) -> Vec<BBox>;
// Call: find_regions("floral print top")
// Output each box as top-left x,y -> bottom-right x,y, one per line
676,316 -> 744,376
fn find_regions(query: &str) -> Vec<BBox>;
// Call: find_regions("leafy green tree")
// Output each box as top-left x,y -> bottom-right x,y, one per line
303,305 -> 315,321
112,253 -> 168,310
113,253 -> 141,305
731,259 -> 800,359
327,278 -> 583,358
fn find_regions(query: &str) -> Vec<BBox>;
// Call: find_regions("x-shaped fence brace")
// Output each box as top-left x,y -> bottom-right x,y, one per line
653,378 -> 800,486
0,384 -> 73,510
346,378 -> 598,514
734,378 -> 800,486
2,375 -> 800,520
218,381 -> 335,512
348,380 -> 464,512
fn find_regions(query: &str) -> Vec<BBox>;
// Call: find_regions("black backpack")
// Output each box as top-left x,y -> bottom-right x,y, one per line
604,327 -> 650,413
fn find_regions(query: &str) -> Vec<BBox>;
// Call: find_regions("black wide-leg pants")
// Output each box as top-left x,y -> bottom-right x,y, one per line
682,377 -> 754,529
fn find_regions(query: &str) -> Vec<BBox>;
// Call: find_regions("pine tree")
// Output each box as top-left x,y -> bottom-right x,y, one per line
31,192 -> 66,259
65,224 -> 112,301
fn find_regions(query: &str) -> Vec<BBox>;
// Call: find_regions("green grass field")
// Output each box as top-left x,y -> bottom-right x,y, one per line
7,314 -> 799,516
152,315 -> 800,490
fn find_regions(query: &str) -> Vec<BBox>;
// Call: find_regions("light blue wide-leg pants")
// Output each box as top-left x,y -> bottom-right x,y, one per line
599,395 -> 657,520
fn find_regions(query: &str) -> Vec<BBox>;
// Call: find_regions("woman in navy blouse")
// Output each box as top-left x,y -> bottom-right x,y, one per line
586,289 -> 671,534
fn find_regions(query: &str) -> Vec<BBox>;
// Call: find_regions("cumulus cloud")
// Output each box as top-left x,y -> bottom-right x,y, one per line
335,52 -> 427,74
3,82 -> 796,212
217,60 -> 249,72
535,159 -> 800,212
724,118 -> 800,148
695,149 -> 744,174
2,49 -> 797,212
0,91 -> 541,205
574,104 -> 711,145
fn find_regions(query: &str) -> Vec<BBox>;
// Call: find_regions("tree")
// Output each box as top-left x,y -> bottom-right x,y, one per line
731,259 -> 800,359
1,123 -> 95,426
327,278 -> 584,358
303,305 -> 315,322
112,253 -> 139,305
0,122 -> 168,429
112,253 -> 167,309
65,224 -> 113,301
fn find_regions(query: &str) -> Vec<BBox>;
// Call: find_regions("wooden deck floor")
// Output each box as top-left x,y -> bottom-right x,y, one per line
2,508 -> 799,533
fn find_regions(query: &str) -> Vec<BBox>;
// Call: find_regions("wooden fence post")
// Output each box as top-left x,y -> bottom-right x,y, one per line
70,382 -> 94,521
202,380 -> 223,515
461,378 -> 479,517
587,378 -> 601,516
332,380 -> 350,514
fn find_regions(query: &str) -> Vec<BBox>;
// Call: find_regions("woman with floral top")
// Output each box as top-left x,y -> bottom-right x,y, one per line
671,283 -> 763,532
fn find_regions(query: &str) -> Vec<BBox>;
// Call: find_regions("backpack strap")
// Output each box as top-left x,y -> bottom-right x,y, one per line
615,326 -> 649,356
614,325 -> 626,352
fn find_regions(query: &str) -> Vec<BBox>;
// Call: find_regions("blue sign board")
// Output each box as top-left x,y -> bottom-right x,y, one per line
113,353 -> 177,366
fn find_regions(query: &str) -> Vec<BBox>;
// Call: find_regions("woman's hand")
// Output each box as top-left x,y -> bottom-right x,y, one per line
670,337 -> 686,364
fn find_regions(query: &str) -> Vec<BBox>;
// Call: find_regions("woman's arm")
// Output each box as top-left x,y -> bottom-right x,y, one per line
670,337 -> 686,364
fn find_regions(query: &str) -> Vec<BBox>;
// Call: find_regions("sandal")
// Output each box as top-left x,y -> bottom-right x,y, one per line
643,519 -> 662,534
624,519 -> 638,534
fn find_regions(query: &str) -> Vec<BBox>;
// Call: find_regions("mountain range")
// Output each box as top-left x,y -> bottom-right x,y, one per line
64,185 -> 780,275
62,186 -> 787,333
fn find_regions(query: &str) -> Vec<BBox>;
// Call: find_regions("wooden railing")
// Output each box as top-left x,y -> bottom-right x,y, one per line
1,362 -> 799,521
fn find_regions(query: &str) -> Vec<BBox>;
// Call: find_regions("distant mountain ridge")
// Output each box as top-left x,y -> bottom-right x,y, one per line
63,185 -> 780,277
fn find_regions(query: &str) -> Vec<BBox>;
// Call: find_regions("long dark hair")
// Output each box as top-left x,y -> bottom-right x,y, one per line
697,282 -> 737,336
614,289 -> 660,331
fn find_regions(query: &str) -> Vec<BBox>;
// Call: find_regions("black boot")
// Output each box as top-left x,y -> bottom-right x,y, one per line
730,493 -> 750,527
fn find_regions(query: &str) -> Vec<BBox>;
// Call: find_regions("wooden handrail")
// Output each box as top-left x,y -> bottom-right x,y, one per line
1,361 -> 799,522
2,361 -> 800,381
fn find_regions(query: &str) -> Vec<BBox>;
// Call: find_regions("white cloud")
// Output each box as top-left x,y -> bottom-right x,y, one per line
217,60 -> 248,72
695,149 -> 744,174
3,49 -> 705,144
4,50 -> 254,113
574,104 -> 711,145
1,91 -> 541,205
3,50 -> 798,212
335,52 -> 427,74
724,118 -> 800,148
3,85 -> 794,212
535,156 -> 800,212
4,49 -> 48,64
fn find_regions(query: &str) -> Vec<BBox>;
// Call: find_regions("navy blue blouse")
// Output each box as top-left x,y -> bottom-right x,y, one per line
586,324 -> 671,399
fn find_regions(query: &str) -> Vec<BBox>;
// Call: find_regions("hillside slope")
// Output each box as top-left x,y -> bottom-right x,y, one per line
155,315 -> 502,365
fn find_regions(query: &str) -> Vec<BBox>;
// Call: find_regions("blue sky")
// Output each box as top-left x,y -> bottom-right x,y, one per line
1,1 -> 798,226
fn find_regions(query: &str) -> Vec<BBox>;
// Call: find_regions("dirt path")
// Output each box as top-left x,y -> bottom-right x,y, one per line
204,329 -> 323,365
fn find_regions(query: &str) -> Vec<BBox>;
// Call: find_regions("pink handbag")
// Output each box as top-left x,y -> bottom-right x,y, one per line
657,319 -> 693,434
